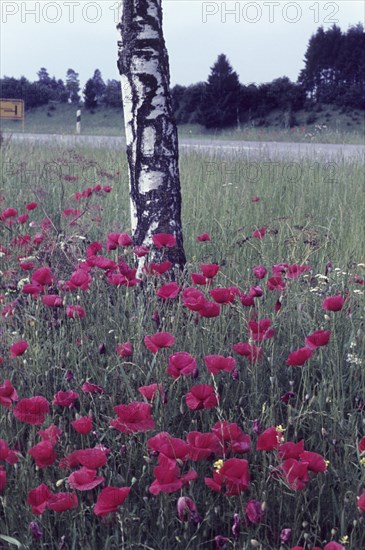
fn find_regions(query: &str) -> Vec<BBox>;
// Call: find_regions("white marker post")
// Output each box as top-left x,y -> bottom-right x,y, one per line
76,109 -> 81,134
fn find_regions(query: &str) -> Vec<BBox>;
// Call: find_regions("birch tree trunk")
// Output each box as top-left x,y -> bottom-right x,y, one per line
117,0 -> 186,270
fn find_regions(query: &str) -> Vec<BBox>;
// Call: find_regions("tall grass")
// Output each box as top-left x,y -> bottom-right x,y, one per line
0,141 -> 364,549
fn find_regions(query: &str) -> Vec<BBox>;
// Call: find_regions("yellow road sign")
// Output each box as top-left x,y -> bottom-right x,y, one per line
0,99 -> 24,120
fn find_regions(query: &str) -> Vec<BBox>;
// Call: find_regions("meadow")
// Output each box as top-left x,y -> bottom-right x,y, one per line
0,139 -> 364,550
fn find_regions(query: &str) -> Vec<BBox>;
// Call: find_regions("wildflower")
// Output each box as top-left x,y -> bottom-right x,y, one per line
286,347 -> 312,366
198,300 -> 221,318
197,232 -> 211,242
0,466 -> 6,493
322,295 -> 345,311
38,424 -> 62,445
156,282 -> 181,300
149,457 -> 197,495
357,491 -> 365,511
116,341 -> 133,358
81,381 -> 104,394
177,496 -> 199,522
152,233 -> 176,248
252,227 -> 266,239
27,483 -> 52,514
257,426 -> 282,451
147,432 -> 191,463
66,305 -> 86,318
14,396 -> 50,425
71,416 -> 93,434
281,459 -> 310,490
138,383 -> 165,403
205,457 -> 250,496
209,287 -> 238,304
305,329 -> 331,350
144,332 -> 175,353
10,340 -> 28,358
200,263 -> 220,278
185,384 -> 219,410
187,431 -> 221,461
42,295 -> 64,307
280,528 -> 292,543
144,261 -> 173,275
70,447 -> 109,469
167,351 -> 197,379
67,467 -> 104,491
53,390 -> 79,408
212,421 -> 251,455
29,521 -> 43,540
94,486 -> 130,517
110,402 -> 155,434
0,380 -> 19,409
28,441 -> 57,469
232,342 -> 262,362
252,265 -> 267,279
182,287 -> 205,311
246,499 -> 265,524
47,492 -> 78,512
118,233 -> 133,246
204,355 -> 236,374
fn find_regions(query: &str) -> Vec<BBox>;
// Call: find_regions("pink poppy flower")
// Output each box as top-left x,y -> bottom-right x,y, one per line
185,384 -> 219,410
94,486 -> 130,517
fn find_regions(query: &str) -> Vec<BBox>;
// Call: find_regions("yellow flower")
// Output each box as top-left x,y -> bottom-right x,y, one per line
340,535 -> 349,545
360,457 -> 365,467
213,459 -> 224,472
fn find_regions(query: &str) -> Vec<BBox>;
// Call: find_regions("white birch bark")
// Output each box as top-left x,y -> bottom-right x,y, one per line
117,0 -> 186,270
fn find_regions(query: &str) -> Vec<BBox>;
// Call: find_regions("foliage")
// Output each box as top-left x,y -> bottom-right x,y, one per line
0,142 -> 364,549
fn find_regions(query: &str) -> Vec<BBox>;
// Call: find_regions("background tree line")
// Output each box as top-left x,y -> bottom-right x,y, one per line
0,24 -> 363,128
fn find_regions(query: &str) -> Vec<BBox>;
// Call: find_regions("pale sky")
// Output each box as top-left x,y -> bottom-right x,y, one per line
0,1 -> 364,89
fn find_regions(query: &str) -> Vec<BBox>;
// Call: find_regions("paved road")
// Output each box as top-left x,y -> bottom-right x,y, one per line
3,132 -> 364,160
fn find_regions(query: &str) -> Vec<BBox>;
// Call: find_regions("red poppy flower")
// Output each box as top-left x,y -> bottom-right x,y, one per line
286,264 -> 310,279
14,396 -> 50,425
42,295 -> 64,307
299,451 -> 327,473
47,492 -> 78,512
156,282 -> 181,299
198,300 -> 221,318
200,263 -> 220,278
144,332 -> 175,353
359,436 -> 365,454
267,276 -> 286,291
191,273 -> 209,285
10,340 -> 28,358
147,432 -> 191,463
185,385 -> 218,410
26,202 -> 38,211
0,466 -> 6,493
252,227 -> 266,239
167,351 -> 197,379
138,383 -> 165,402
134,245 -> 150,257
66,305 -> 86,318
149,459 -> 197,495
28,441 -> 57,469
251,196 -> 260,202
81,381 -> 105,394
1,207 -> 18,220
17,213 -> 29,224
68,269 -> 92,291
118,233 -> 133,247
281,458 -> 309,490
278,440 -> 305,460
204,355 -> 236,374
197,233 -> 211,242
94,486 -> 130,517
256,426 -> 281,451
71,416 -> 93,434
305,329 -> 331,350
31,267 -> 53,287
38,424 -> 62,445
0,439 -> 19,464
182,287 -> 206,311
177,496 -> 198,521
110,402 -> 155,434
68,467 -> 104,491
232,342 -> 262,362
152,233 -> 176,248
186,431 -> 221,461
205,458 -> 250,496
22,283 -> 43,297
252,265 -> 267,279
323,544 -> 346,550
209,287 -> 238,304
211,422 -> 251,455
116,341 -> 133,358
86,241 -> 103,256
71,447 -> 108,469
27,483 -> 52,514
248,318 -> 275,341
246,499 -> 265,524
287,347 -> 312,366
322,295 -> 345,312
144,261 -> 173,275
107,232 -> 122,251
357,491 -> 365,511
0,380 -> 19,409
53,390 -> 79,408
240,292 -> 256,307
